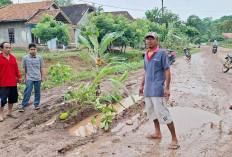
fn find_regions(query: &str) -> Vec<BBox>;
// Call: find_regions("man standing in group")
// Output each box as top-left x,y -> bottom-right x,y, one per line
19,43 -> 45,112
0,42 -> 22,122
139,32 -> 179,149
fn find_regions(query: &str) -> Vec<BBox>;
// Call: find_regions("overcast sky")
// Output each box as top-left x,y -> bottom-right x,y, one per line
12,0 -> 232,20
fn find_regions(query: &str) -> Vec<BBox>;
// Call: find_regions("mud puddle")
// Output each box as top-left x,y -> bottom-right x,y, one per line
69,95 -> 142,137
67,106 -> 223,157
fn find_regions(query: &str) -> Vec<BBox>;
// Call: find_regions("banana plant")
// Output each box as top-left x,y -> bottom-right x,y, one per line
61,27 -> 137,130
78,27 -> 124,75
78,27 -> 124,95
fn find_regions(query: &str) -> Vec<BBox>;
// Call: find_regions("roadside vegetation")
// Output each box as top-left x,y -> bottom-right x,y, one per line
13,5 -> 232,131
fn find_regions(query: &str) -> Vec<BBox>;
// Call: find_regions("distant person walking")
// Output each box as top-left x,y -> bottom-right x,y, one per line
19,44 -> 45,112
139,32 -> 179,149
0,42 -> 22,122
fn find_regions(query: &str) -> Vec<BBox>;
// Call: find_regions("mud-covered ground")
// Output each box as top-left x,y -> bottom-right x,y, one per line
1,46 -> 232,157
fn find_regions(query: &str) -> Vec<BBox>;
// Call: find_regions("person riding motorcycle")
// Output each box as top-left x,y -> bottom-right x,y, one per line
213,40 -> 218,48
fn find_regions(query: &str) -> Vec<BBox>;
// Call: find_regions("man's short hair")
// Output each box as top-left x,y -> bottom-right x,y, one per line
29,43 -> 36,49
0,42 -> 10,49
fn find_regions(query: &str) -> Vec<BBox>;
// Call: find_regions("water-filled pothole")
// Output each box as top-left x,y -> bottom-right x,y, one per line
69,95 -> 142,137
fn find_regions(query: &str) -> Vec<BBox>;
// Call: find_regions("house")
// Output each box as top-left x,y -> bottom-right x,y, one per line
60,4 -> 95,25
0,1 -> 78,49
105,11 -> 135,21
60,3 -> 95,39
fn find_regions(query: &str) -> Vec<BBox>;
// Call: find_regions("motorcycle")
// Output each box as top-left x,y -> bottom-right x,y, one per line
166,49 -> 176,65
212,46 -> 217,54
183,48 -> 191,59
222,53 -> 232,73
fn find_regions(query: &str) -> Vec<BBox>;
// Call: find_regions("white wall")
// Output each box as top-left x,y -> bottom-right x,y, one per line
0,21 -> 30,47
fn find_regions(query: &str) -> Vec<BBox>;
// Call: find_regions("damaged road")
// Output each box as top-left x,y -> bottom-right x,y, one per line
0,46 -> 232,157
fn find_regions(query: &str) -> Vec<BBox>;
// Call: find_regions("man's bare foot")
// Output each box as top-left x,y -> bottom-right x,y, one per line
168,139 -> 180,149
145,133 -> 162,139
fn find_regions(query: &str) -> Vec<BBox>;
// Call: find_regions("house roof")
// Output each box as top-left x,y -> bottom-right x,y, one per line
0,1 -> 58,22
222,33 -> 232,39
105,11 -> 135,21
26,9 -> 72,24
60,4 -> 94,24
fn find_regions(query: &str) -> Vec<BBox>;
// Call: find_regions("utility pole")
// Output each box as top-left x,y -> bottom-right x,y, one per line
161,0 -> 164,17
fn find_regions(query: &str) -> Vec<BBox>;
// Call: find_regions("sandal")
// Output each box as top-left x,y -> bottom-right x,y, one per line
168,144 -> 180,149
145,134 -> 162,139
0,117 -> 4,122
6,114 -> 19,119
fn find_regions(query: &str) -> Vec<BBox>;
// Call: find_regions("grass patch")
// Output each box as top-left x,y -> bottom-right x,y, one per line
190,48 -> 201,53
16,50 -> 144,93
221,44 -> 232,49
12,51 -> 80,61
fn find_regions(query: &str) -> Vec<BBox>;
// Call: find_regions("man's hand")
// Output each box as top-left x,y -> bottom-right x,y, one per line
41,78 -> 44,82
18,79 -> 22,84
139,85 -> 144,96
164,88 -> 170,101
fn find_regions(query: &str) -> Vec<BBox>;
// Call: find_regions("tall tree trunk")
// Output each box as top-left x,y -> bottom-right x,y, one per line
124,45 -> 127,53
119,45 -> 123,52
112,42 -> 114,53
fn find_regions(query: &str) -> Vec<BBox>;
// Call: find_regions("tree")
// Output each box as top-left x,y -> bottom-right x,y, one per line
56,23 -> 71,46
0,0 -> 12,6
54,0 -> 73,6
32,15 -> 71,50
32,15 -> 57,47
186,15 -> 202,31
183,26 -> 199,38
163,23 -> 189,51
216,20 -> 232,33
145,7 -> 180,26
81,13 -> 136,52
214,15 -> 232,23
95,6 -> 104,15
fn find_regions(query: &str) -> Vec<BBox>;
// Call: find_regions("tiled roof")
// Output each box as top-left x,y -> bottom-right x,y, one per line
60,4 -> 94,24
222,33 -> 232,39
0,1 -> 57,22
26,9 -> 71,24
105,11 -> 135,21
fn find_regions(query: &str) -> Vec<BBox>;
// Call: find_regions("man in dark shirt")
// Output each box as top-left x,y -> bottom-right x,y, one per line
139,32 -> 179,149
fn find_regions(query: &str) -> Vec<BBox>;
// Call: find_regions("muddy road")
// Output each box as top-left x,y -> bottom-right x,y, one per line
0,46 -> 232,157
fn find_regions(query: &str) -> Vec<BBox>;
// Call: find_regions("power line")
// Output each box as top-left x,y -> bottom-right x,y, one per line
76,0 -> 232,14
76,0 -> 147,11
75,0 -> 232,19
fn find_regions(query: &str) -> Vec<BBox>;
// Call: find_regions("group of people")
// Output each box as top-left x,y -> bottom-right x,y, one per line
0,34 -> 180,149
0,42 -> 44,122
0,33 -> 180,149
4,32 -> 231,149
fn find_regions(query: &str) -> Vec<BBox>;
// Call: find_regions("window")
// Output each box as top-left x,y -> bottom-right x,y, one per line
8,28 -> 15,43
